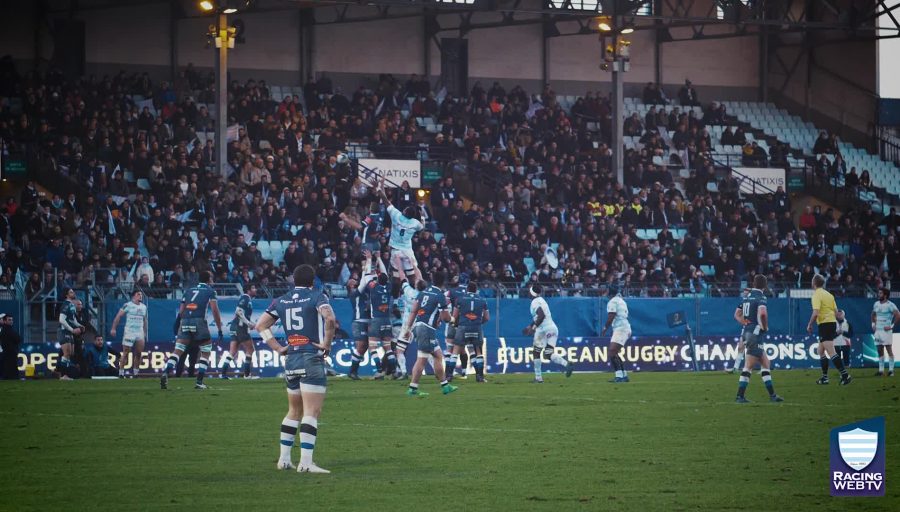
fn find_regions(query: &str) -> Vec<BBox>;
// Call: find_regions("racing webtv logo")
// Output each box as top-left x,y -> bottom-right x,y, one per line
830,417 -> 885,497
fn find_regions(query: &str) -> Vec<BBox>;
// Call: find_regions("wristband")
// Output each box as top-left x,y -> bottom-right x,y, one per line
259,328 -> 274,341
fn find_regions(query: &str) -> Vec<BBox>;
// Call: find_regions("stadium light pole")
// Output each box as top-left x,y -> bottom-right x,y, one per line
597,12 -> 629,186
215,11 -> 229,179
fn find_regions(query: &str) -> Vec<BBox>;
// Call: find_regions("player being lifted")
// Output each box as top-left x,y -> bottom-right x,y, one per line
161,271 -> 224,390
445,275 -> 470,379
733,275 -> 784,403
109,290 -> 148,378
367,271 -> 397,379
57,287 -> 84,380
724,288 -> 751,374
601,284 -> 631,383
374,177 -> 424,291
221,284 -> 259,379
347,251 -> 383,380
872,288 -> 898,377
402,272 -> 458,397
256,265 -> 336,473
522,284 -> 573,383
807,274 -> 852,385
451,280 -> 490,383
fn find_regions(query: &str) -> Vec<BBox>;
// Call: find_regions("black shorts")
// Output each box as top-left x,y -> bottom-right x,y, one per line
817,322 -> 837,343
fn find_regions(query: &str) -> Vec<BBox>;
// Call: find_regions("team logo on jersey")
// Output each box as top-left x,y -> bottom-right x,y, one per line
378,304 -> 389,312
287,334 -> 310,346
186,303 -> 198,310
830,417 -> 885,496
465,312 -> 479,321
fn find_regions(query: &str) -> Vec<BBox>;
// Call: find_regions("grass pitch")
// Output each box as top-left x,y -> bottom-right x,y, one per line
1,371 -> 898,511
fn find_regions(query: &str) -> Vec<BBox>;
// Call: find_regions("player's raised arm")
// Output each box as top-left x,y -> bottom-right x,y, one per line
340,211 -> 363,230
375,177 -> 391,207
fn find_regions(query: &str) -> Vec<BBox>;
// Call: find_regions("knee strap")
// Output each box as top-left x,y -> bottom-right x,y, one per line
542,347 -> 555,358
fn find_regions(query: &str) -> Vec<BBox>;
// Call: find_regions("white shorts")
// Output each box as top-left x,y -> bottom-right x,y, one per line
611,327 -> 632,346
390,247 -> 418,273
875,330 -> 893,346
122,330 -> 145,348
533,325 -> 559,349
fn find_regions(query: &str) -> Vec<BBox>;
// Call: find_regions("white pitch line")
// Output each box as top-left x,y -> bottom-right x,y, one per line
327,422 -> 573,435
484,394 -> 900,410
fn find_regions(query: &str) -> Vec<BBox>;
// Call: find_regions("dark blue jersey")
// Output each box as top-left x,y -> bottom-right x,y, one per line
362,211 -> 385,243
447,285 -> 467,308
60,300 -> 79,328
414,286 -> 449,328
740,289 -> 767,332
230,293 -> 253,330
181,283 -> 218,319
456,292 -> 487,327
265,287 -> 329,352
349,278 -> 372,321
367,280 -> 393,319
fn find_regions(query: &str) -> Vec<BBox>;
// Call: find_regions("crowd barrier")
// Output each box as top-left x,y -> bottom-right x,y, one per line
9,297 -> 895,375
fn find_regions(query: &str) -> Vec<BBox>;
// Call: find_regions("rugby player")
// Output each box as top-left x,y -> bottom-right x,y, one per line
402,273 -> 458,397
451,281 -> 489,382
221,284 -> 258,379
256,265 -> 336,473
109,290 -> 148,378
871,288 -> 898,376
522,284 -> 573,383
601,284 -> 631,383
733,275 -> 784,403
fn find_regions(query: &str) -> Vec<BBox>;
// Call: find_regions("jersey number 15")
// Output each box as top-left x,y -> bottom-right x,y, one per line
286,308 -> 305,330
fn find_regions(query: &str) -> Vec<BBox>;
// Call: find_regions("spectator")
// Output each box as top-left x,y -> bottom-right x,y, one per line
83,334 -> 120,377
0,314 -> 22,380
678,80 -> 699,106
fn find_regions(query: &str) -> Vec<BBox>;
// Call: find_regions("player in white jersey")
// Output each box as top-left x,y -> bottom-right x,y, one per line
522,284 -> 573,383
871,288 -> 899,376
375,178 -> 424,286
110,290 -> 148,378
601,284 -> 631,382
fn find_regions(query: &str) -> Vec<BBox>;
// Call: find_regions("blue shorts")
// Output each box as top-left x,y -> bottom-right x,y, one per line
58,330 -> 75,346
363,241 -> 381,253
178,318 -> 211,343
230,325 -> 251,342
413,324 -> 440,355
352,320 -> 369,341
454,325 -> 483,347
368,317 -> 392,339
741,331 -> 765,358
284,351 -> 327,394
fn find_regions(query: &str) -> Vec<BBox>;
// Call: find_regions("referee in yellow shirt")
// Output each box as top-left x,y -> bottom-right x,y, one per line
806,274 -> 852,385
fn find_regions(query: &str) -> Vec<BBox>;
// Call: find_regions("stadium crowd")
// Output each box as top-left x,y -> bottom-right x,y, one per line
0,60 -> 897,299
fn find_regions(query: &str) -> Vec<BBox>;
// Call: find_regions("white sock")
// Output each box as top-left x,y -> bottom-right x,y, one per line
550,353 -> 568,367
279,417 -> 299,462
397,352 -> 406,374
889,357 -> 895,372
299,416 -> 318,466
119,368 -> 125,376
733,351 -> 744,372
222,352 -> 234,368
879,357 -> 885,372
534,357 -> 542,379
615,370 -> 624,378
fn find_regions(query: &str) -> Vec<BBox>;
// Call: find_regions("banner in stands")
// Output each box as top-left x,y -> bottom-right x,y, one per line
358,158 -> 421,188
733,167 -> 786,194
16,334 -> 885,377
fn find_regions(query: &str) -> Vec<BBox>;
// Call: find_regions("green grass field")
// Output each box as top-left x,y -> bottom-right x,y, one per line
2,370 -> 898,511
